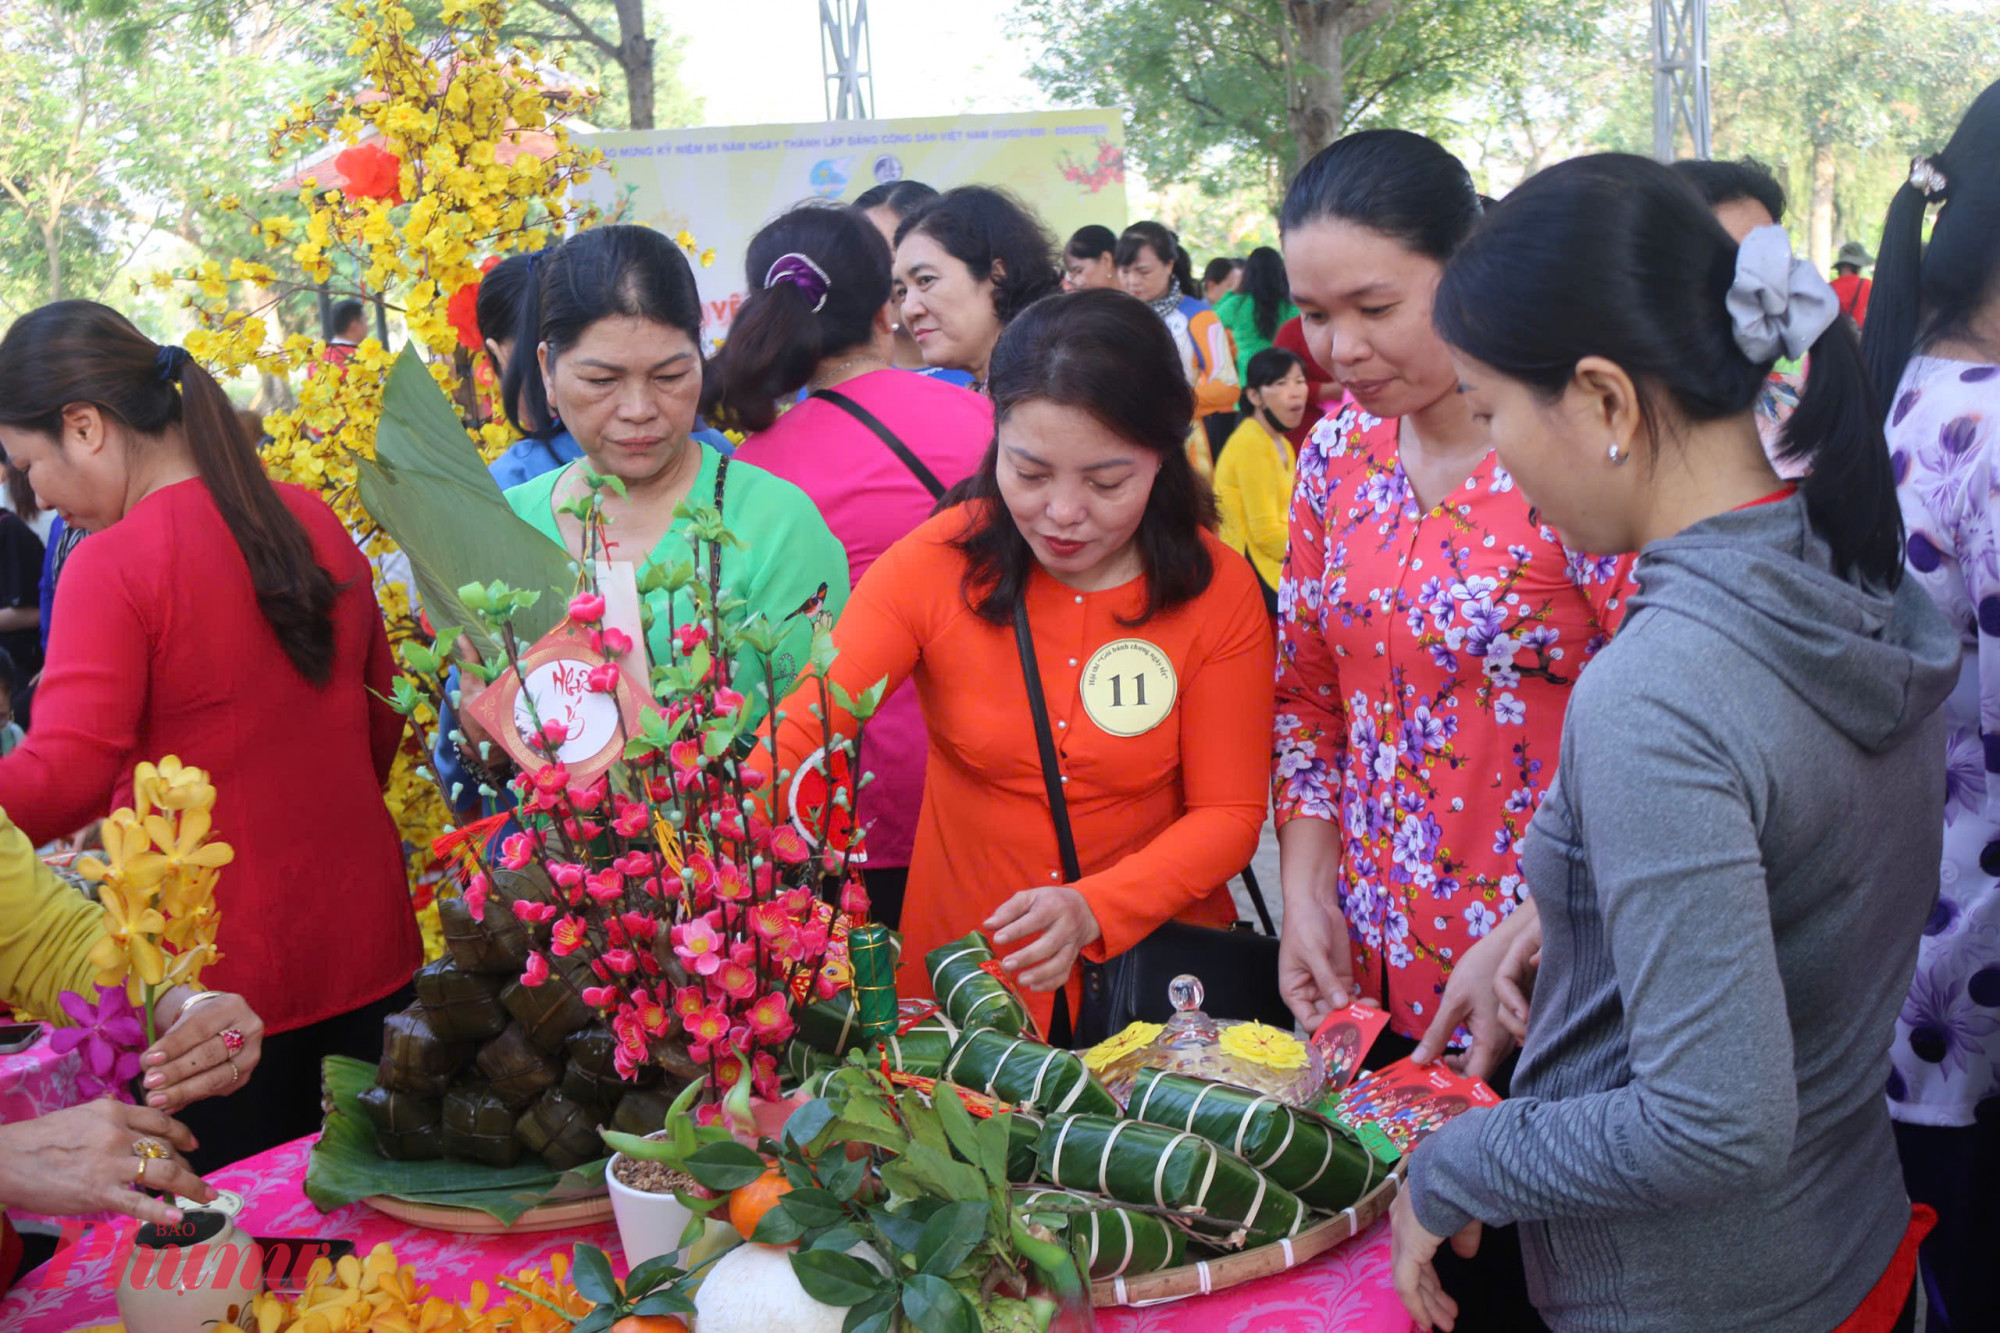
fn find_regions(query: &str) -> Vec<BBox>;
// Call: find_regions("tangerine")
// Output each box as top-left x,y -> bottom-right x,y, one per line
609,1318 -> 688,1333
727,1166 -> 795,1240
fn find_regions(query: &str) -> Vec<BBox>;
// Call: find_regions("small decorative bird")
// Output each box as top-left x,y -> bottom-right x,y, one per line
786,582 -> 830,622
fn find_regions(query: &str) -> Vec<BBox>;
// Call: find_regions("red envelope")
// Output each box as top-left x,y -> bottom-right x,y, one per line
462,619 -> 651,788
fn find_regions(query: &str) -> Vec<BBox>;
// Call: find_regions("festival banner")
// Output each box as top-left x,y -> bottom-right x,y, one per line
576,108 -> 1128,345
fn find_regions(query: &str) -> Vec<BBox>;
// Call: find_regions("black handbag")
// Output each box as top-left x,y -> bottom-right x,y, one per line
1011,600 -> 1291,1049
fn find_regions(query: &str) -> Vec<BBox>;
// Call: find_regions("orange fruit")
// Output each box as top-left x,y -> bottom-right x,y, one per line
610,1317 -> 687,1333
727,1167 -> 794,1240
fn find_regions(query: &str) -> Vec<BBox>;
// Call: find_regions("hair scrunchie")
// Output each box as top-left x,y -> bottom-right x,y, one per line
1908,156 -> 1950,201
154,344 -> 190,384
763,252 -> 830,313
1725,225 -> 1840,365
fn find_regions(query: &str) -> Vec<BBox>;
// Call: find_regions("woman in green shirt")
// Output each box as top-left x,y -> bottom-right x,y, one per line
453,226 -> 849,775
1214,247 -> 1297,385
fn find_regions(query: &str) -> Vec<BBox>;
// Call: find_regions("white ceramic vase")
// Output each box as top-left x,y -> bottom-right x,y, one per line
114,1197 -> 265,1333
605,1150 -> 697,1269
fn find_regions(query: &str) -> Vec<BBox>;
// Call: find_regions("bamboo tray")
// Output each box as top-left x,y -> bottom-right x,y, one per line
1089,1163 -> 1404,1307
361,1191 -> 614,1235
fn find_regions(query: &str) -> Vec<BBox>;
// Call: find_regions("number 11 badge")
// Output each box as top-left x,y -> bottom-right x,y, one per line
1079,638 -> 1178,737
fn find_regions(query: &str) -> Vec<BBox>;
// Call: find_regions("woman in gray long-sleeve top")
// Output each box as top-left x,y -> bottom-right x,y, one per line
1391,154 -> 1958,1333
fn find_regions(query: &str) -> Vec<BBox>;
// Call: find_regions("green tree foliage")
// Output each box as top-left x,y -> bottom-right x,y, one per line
1706,0 -> 2000,266
0,0 -> 698,325
1010,0 -> 1603,203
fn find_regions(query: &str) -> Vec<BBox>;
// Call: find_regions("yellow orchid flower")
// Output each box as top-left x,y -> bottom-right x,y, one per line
143,808 -> 236,872
93,880 -> 167,988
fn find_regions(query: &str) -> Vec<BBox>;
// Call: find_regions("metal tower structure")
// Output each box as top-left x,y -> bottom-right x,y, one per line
1652,0 -> 1712,161
821,0 -> 875,121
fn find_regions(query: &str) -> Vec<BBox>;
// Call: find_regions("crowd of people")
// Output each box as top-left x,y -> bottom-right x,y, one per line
0,65 -> 1993,1333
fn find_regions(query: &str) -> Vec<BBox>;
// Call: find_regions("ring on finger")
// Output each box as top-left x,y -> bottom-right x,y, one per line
220,1028 -> 246,1056
226,1056 -> 241,1085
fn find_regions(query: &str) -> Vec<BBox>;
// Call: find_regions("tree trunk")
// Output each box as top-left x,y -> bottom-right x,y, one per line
41,217 -> 62,302
1285,1 -> 1347,168
612,0 -> 654,130
1808,137 -> 1835,273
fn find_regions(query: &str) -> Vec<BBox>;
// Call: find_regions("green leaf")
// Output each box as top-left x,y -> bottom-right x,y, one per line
632,1289 -> 698,1318
869,1204 -> 929,1255
753,1203 -> 809,1246
823,1117 -> 909,1154
570,1244 -> 618,1305
932,1084 -> 983,1168
901,1273 -> 981,1333
623,1254 -> 684,1297
842,1291 -> 899,1333
823,1153 -> 868,1202
785,1097 -> 837,1150
682,1140 -> 769,1191
881,1143 -> 986,1204
570,1309 -> 616,1333
811,1224 -> 867,1254
355,349 -> 572,660
790,1249 -> 888,1307
913,1201 -> 991,1279
898,1090 -> 950,1157
781,1187 -> 848,1229
975,1114 -> 1014,1191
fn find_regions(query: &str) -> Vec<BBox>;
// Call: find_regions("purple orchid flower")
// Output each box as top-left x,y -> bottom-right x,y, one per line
48,987 -> 146,1102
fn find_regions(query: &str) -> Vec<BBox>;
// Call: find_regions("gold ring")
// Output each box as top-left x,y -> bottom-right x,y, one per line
133,1156 -> 149,1184
131,1136 -> 172,1160
226,1056 -> 240,1085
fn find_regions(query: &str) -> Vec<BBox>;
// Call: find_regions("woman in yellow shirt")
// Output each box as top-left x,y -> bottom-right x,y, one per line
1215,347 -> 1310,612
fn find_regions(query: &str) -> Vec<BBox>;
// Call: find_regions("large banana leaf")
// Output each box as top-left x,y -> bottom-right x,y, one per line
355,348 -> 575,659
307,1055 -> 607,1224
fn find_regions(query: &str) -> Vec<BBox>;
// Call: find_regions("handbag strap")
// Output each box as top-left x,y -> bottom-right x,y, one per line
812,387 -> 948,500
1013,598 -> 1082,883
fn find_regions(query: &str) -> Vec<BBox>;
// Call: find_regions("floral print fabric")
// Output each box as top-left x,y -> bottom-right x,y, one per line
1890,353 -> 2000,1127
1272,401 -> 1631,1038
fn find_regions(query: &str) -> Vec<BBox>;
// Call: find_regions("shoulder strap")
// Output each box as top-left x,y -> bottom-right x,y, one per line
709,455 -> 730,593
812,387 -> 947,501
1012,598 -> 1081,883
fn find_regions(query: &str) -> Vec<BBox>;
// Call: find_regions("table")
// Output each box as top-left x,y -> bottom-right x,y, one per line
2,1137 -> 1415,1332
0,1025 -> 87,1126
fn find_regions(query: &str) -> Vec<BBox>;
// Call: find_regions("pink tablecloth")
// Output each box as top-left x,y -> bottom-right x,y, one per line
2,1136 -> 1415,1332
0,1025 -> 87,1125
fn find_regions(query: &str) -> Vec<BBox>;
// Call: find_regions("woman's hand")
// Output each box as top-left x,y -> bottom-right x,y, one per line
1391,1186 -> 1481,1332
1411,898 -> 1539,1080
1277,887 -> 1356,1031
0,1101 -> 213,1226
986,886 -> 1103,992
1494,907 -> 1544,1043
143,989 -> 264,1112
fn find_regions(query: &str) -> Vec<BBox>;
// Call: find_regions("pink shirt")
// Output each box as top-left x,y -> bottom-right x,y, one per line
733,369 -> 993,866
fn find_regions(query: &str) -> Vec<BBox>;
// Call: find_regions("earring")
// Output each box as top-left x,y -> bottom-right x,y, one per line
1608,440 -> 1624,464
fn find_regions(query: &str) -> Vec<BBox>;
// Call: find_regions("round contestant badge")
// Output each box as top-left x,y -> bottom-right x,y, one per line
1079,638 -> 1178,737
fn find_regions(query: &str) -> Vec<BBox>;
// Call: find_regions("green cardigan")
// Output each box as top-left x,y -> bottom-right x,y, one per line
505,443 -> 851,725
1214,290 -> 1300,385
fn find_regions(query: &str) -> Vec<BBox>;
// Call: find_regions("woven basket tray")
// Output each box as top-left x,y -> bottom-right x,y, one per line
1089,1162 -> 1404,1307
